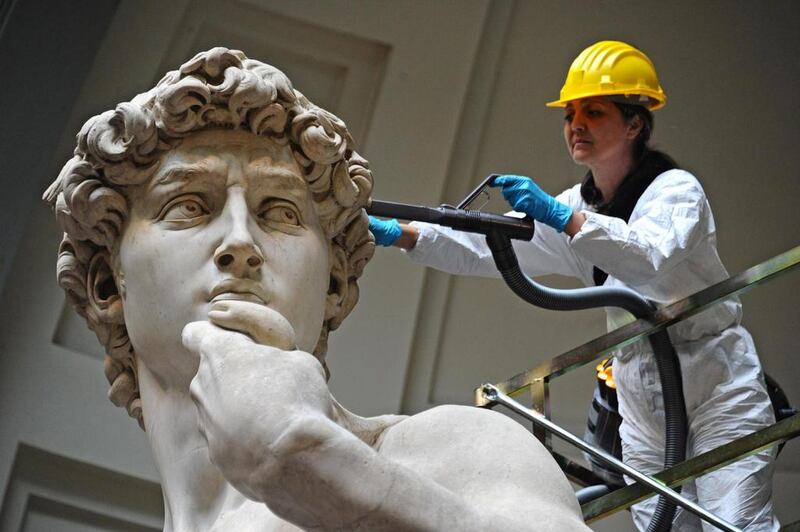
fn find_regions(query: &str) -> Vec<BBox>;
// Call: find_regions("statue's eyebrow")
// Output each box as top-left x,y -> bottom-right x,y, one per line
148,159 -> 223,192
247,163 -> 309,199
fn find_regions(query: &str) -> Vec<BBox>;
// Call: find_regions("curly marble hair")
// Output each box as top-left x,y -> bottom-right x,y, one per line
43,48 -> 375,429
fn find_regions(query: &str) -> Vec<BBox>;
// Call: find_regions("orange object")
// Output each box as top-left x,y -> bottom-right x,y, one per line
596,358 -> 616,389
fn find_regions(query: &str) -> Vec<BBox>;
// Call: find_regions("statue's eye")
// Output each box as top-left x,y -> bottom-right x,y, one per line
259,200 -> 302,227
160,196 -> 209,222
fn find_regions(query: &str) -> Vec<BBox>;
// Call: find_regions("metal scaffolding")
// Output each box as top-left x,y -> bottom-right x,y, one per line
474,245 -> 800,529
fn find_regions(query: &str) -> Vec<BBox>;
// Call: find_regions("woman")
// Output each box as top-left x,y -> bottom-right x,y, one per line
369,41 -> 778,531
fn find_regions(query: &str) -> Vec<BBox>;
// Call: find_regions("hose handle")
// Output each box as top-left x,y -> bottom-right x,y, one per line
457,173 -> 500,210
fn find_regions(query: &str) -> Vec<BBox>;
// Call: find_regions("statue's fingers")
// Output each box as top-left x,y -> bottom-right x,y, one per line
208,300 -> 296,350
181,320 -> 253,355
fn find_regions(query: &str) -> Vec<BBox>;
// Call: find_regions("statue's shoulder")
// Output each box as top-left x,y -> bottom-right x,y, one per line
378,404 -> 544,454
376,405 -> 587,528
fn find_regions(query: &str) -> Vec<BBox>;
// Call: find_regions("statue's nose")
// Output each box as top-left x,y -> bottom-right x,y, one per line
213,194 -> 264,277
214,243 -> 264,275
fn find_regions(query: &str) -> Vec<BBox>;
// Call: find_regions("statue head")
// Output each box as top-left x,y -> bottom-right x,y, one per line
44,48 -> 375,429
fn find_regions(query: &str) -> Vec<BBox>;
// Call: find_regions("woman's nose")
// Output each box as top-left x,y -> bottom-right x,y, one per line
213,195 -> 265,277
571,113 -> 586,132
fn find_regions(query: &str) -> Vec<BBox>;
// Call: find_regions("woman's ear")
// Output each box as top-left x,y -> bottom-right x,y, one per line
87,251 -> 125,324
325,245 -> 349,322
627,115 -> 644,140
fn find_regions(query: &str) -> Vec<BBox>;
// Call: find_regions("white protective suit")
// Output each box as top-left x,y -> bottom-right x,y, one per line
405,169 -> 779,531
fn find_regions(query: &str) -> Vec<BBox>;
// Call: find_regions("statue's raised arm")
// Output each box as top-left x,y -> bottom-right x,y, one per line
45,47 -> 589,531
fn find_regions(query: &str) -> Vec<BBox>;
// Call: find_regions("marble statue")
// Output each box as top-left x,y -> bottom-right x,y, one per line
44,48 -> 589,531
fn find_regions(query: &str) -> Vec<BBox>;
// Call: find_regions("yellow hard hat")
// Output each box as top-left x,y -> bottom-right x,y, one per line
547,40 -> 666,110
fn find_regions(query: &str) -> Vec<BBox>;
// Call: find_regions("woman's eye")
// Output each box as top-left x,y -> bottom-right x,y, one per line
161,197 -> 209,222
260,201 -> 302,227
564,113 -> 574,122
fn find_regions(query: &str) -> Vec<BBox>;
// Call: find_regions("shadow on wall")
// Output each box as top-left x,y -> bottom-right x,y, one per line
0,443 -> 163,531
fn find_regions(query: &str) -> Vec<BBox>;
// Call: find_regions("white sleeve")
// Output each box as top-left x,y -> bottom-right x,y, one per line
569,170 -> 711,286
403,186 -> 588,280
403,221 -> 501,278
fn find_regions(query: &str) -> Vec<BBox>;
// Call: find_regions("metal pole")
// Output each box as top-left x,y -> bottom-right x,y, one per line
582,413 -> 800,521
480,384 -> 743,532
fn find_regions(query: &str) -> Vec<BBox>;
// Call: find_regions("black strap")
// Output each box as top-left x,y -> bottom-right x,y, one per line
593,266 -> 609,286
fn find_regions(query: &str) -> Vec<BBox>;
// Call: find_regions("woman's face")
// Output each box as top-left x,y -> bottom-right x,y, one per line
562,97 -> 640,168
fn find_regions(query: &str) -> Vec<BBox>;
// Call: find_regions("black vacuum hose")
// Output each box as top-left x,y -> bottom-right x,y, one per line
485,231 -> 687,531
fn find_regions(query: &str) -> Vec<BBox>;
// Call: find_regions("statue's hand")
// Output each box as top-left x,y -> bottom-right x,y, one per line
207,300 -> 297,350
182,308 -> 332,501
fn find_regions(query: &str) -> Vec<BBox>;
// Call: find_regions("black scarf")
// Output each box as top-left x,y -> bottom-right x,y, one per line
581,150 -> 678,286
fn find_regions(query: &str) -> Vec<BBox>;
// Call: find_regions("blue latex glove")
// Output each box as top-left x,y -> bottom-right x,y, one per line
491,175 -> 573,233
368,215 -> 403,246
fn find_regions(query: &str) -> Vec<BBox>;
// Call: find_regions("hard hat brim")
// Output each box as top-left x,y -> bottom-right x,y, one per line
546,90 -> 666,111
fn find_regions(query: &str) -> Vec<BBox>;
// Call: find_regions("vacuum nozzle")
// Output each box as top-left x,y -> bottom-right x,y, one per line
367,200 -> 534,241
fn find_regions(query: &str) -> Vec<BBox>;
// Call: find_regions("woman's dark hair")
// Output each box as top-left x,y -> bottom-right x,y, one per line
580,102 -> 679,285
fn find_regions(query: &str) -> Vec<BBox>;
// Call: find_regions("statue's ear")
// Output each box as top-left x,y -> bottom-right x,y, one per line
87,252 -> 125,324
325,245 -> 348,322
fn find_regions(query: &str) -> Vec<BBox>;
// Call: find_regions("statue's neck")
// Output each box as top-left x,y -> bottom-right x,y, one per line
137,362 -> 247,531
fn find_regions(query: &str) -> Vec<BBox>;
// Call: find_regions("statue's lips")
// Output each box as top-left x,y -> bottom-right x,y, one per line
209,280 -> 269,305
211,292 -> 266,304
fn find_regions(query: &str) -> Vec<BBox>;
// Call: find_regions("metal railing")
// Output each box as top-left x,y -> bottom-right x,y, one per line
474,245 -> 800,524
